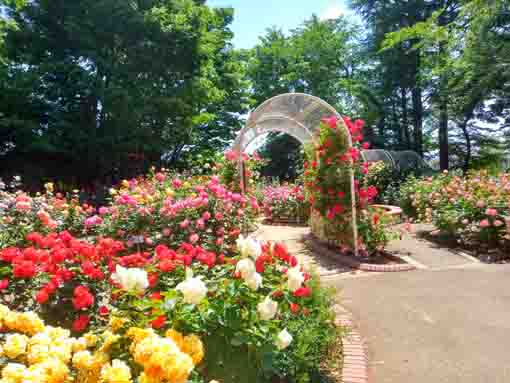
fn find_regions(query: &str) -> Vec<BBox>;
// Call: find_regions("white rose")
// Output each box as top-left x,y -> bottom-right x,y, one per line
235,258 -> 256,279
176,269 -> 207,305
287,265 -> 304,292
275,329 -> 293,350
257,296 -> 278,320
244,272 -> 262,291
112,265 -> 149,292
236,235 -> 262,259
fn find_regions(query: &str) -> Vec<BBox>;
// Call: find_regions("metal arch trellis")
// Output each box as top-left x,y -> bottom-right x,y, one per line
232,93 -> 359,256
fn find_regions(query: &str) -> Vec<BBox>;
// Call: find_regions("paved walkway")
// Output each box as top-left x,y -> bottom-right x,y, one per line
255,224 -> 510,383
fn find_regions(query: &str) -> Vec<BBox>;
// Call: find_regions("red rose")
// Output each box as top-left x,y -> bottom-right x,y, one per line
148,273 -> 158,288
255,256 -> 266,273
13,260 -> 36,279
157,259 -> 175,272
98,306 -> 109,316
150,292 -> 162,301
151,315 -> 166,329
72,286 -> 95,310
35,289 -> 49,304
0,279 -> 9,290
72,315 -> 90,332
293,287 -> 311,298
290,303 -> 300,313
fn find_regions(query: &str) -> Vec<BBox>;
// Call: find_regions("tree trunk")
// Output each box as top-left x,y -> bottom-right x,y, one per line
460,119 -> 471,174
400,86 -> 410,149
438,89 -> 449,170
412,52 -> 423,156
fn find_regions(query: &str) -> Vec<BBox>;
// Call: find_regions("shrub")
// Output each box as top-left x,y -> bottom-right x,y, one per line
263,184 -> 310,223
399,170 -> 510,249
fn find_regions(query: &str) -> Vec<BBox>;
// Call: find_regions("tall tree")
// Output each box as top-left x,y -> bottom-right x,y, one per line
0,0 -> 249,185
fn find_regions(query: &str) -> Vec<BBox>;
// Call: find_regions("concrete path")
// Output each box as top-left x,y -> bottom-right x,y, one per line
255,224 -> 510,383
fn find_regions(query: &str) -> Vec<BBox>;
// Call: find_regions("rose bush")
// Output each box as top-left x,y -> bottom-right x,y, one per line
400,170 -> 510,251
263,184 -> 310,223
0,169 -> 338,382
0,182 -> 90,248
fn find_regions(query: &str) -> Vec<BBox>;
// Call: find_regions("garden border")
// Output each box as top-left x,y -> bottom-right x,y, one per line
333,304 -> 370,383
307,235 -> 416,272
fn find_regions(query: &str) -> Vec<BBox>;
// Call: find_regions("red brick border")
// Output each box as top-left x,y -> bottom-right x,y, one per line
262,217 -> 308,227
307,235 -> 416,272
334,305 -> 370,383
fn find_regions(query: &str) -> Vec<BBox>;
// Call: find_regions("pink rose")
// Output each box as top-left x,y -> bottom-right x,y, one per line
479,219 -> 490,228
476,200 -> 486,208
494,220 -> 504,227
485,208 -> 498,217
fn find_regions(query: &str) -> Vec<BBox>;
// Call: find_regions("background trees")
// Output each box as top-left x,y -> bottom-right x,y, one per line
0,0 -> 250,186
0,0 -> 508,185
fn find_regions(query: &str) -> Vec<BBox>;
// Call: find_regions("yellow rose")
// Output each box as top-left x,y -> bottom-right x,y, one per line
164,329 -> 184,350
100,360 -> 132,383
4,334 -> 28,359
181,335 -> 204,365
109,317 -> 128,333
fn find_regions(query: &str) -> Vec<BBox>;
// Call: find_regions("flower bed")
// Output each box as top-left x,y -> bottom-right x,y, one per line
262,184 -> 310,224
0,171 -> 338,382
400,170 -> 510,257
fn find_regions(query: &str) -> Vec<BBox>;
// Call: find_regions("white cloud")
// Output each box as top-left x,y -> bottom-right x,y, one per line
320,3 -> 346,21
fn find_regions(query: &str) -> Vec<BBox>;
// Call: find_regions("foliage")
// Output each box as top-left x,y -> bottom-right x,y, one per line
363,161 -> 427,205
258,133 -> 304,181
0,0 -> 251,185
263,184 -> 310,223
400,170 -> 510,249
217,150 -> 265,195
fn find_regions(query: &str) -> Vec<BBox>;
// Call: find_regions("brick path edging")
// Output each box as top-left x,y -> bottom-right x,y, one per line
307,235 -> 416,272
334,304 -> 370,383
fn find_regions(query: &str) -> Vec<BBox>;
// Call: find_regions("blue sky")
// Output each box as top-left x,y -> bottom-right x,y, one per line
207,0 -> 352,49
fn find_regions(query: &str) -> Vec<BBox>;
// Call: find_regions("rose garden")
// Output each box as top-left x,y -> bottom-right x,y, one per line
1,92 -> 509,383
0,1 -> 509,381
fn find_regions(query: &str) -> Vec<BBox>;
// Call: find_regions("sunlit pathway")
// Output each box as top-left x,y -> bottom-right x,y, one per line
255,224 -> 510,383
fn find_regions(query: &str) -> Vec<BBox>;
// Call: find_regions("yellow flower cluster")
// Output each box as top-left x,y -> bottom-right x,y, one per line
128,327 -> 204,383
0,305 -> 45,335
0,306 -> 204,383
0,307 -> 74,383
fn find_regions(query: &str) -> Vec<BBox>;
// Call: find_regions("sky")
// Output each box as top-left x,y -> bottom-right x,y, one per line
207,0 -> 353,49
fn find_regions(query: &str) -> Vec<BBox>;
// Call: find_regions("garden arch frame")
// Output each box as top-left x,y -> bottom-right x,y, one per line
232,93 -> 358,256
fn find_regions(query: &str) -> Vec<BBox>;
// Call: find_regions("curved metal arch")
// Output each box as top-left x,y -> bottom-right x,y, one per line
232,92 -> 358,257
245,92 -> 339,127
233,114 -> 316,153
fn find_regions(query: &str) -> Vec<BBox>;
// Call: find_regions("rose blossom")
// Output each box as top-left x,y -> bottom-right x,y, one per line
257,296 -> 278,320
111,265 -> 149,292
275,329 -> 293,350
176,269 -> 207,305
287,265 -> 305,292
